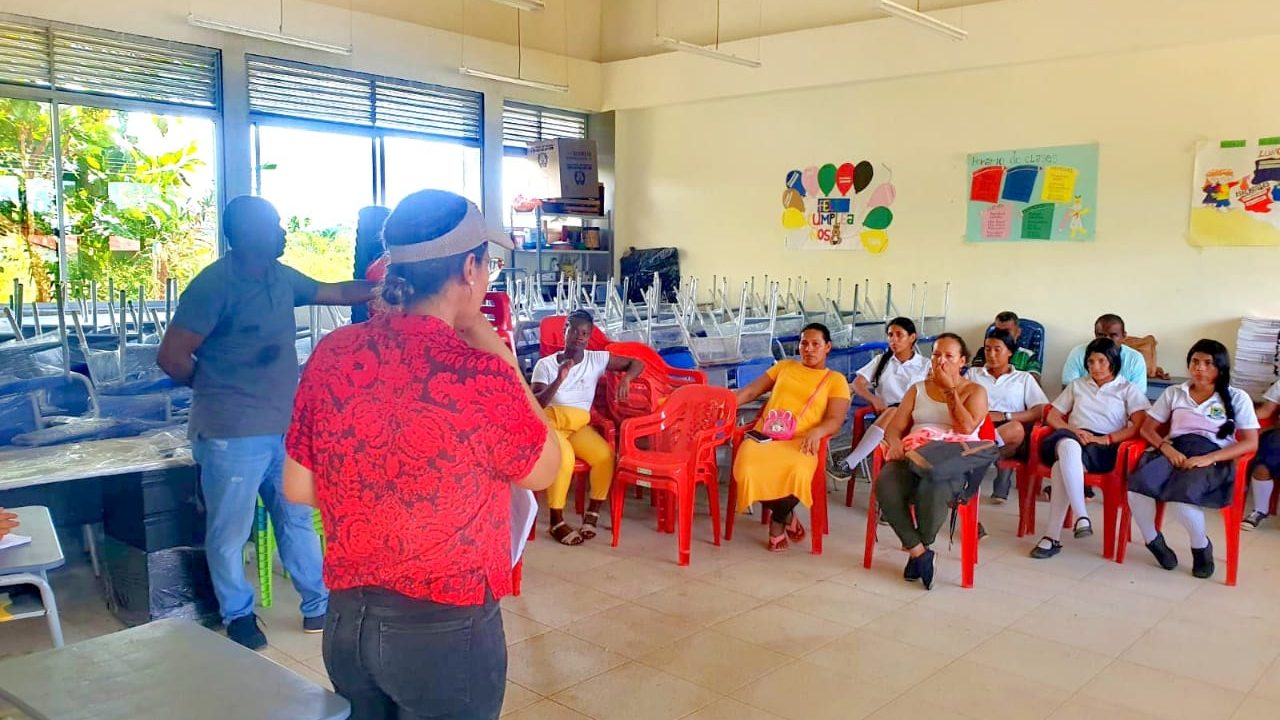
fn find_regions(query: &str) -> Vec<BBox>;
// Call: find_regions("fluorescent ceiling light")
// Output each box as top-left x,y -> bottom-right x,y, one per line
459,66 -> 569,93
653,36 -> 761,68
188,15 -> 352,55
877,1 -> 968,41
487,0 -> 546,10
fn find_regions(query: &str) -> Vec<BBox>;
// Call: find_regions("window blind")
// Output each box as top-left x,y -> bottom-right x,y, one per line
503,101 -> 587,154
0,16 -> 219,108
247,55 -> 483,146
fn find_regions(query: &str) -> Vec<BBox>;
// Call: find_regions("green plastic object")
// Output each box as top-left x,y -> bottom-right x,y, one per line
254,499 -> 324,609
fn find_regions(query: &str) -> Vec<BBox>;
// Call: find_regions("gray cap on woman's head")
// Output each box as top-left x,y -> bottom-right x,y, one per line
382,190 -> 512,264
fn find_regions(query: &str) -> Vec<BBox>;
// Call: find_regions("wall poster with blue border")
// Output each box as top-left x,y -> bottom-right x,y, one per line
965,143 -> 1099,242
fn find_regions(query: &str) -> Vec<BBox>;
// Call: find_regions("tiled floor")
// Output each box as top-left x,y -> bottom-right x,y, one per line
4,477 -> 1280,720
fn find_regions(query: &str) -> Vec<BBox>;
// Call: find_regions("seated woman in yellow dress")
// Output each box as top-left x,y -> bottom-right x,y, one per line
531,311 -> 643,545
733,323 -> 852,552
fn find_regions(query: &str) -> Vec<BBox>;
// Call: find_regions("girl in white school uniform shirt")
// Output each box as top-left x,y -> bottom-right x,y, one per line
842,317 -> 930,475
1243,378 -> 1280,530
1030,339 -> 1149,559
1128,340 -> 1259,579
968,329 -> 1050,503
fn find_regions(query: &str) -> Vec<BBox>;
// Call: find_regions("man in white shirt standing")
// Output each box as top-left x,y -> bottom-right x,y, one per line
1061,314 -> 1148,394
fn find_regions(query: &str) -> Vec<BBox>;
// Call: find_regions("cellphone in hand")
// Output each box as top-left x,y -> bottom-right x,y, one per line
745,429 -> 773,443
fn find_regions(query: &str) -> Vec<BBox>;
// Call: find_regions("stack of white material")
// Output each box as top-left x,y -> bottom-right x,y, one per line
1234,316 -> 1280,399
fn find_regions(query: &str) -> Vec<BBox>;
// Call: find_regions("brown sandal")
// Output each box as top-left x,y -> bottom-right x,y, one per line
550,521 -> 584,546
767,533 -> 789,552
580,511 -> 600,540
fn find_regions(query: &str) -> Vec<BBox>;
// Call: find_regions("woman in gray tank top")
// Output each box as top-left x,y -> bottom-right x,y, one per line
874,333 -> 995,590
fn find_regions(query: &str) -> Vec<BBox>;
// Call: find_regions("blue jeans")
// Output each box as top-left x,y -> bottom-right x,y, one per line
193,434 -> 328,625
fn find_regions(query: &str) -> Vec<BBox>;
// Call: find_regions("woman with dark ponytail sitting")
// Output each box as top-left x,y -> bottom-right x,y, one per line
841,317 -> 929,476
1127,339 -> 1259,579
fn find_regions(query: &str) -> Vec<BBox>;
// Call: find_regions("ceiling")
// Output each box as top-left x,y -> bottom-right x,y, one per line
311,0 -> 999,63
601,0 -> 997,62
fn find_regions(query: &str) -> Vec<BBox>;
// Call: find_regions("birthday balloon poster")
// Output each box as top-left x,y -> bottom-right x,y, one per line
965,143 -> 1099,242
1188,138 -> 1280,247
781,161 -> 896,253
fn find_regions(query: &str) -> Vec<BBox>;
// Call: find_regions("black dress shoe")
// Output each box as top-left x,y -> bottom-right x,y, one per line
1029,537 -> 1062,559
1145,533 -> 1178,571
1191,540 -> 1215,579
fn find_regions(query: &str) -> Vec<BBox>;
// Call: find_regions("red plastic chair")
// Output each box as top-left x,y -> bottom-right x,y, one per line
539,315 -> 610,357
482,292 -> 516,355
725,430 -> 831,555
1002,407 -> 1049,538
1114,424 -> 1256,586
610,385 -> 737,566
862,417 -> 997,589
844,405 -> 878,507
603,341 -> 708,422
1020,419 -> 1140,559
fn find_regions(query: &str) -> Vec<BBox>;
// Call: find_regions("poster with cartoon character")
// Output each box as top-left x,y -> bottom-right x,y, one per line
1189,138 -> 1280,247
965,143 -> 1099,242
781,161 -> 896,252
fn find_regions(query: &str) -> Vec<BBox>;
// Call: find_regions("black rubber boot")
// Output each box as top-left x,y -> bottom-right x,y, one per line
1191,540 -> 1215,579
1145,532 -> 1178,571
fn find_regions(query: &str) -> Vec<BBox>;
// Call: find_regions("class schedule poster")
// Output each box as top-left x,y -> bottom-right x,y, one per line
965,143 -> 1099,243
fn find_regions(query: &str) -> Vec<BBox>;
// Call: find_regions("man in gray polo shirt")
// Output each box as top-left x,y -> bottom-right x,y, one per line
159,195 -> 373,649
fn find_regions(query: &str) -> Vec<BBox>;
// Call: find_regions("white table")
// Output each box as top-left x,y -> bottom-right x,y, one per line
0,619 -> 351,720
0,506 -> 65,648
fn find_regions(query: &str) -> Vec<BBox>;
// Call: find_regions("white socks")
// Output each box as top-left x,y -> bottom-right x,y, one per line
1169,502 -> 1209,549
845,425 -> 885,471
1128,491 -> 1160,544
1253,478 -> 1274,515
1043,439 -> 1089,542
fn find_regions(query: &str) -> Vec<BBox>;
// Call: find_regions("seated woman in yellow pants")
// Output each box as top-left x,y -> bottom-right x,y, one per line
531,311 -> 643,545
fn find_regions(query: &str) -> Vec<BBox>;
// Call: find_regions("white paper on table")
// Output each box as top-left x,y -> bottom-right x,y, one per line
0,534 -> 32,551
510,488 -> 538,567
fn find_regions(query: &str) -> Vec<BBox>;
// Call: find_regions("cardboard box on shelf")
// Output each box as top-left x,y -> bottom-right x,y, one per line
531,138 -> 599,199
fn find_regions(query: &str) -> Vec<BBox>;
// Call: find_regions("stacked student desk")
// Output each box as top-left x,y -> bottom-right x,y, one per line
0,432 -> 218,625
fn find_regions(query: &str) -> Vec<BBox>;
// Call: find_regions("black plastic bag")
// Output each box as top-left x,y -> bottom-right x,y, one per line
619,247 -> 680,303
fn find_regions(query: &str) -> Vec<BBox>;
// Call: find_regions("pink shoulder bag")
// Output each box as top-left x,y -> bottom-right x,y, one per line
760,371 -> 834,441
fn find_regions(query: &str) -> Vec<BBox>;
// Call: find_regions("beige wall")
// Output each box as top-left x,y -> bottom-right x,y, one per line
613,31 -> 1280,381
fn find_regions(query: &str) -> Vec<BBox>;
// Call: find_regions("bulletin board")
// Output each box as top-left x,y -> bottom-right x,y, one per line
965,143 -> 1099,242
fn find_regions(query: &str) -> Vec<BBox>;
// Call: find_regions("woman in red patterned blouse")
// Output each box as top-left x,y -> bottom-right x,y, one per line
284,189 -> 560,720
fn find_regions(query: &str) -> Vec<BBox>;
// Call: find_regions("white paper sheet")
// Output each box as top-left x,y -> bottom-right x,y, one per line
510,488 -> 538,567
0,534 -> 32,551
